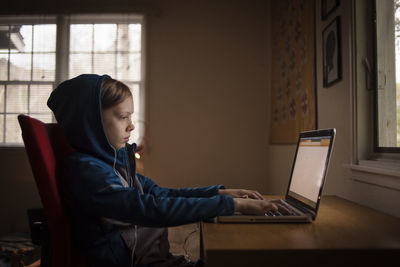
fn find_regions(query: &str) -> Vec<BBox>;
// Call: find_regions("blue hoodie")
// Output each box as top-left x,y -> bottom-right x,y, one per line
47,74 -> 234,266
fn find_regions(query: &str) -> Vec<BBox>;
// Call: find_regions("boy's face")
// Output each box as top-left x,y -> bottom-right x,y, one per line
102,96 -> 134,150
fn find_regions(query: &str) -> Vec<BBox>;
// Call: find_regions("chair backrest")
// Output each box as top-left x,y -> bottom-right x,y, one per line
18,114 -> 85,267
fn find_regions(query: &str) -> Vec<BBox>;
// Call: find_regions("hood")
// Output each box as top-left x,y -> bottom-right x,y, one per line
47,74 -> 128,166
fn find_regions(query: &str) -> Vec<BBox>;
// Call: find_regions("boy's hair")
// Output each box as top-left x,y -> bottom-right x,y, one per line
101,77 -> 132,109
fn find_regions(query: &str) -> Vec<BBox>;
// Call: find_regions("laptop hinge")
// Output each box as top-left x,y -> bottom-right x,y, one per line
286,199 -> 316,219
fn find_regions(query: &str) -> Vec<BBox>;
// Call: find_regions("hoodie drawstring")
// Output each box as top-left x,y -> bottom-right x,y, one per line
112,147 -> 137,267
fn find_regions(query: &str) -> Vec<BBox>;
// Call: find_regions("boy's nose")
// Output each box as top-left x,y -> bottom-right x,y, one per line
127,122 -> 135,132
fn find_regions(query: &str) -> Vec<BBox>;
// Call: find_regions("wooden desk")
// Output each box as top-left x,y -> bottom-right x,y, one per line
201,196 -> 400,267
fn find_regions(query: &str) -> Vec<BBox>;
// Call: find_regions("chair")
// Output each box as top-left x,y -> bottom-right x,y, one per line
18,114 -> 86,267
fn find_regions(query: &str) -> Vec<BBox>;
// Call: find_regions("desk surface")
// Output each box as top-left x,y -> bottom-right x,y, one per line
201,196 -> 400,266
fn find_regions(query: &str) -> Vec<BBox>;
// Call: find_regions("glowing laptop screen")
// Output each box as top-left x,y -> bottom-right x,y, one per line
287,136 -> 332,209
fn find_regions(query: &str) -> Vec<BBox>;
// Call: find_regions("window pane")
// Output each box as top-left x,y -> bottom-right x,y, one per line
117,24 -> 141,53
6,85 -> 28,113
125,83 -> 140,118
0,115 -> 3,142
117,53 -> 140,81
0,85 -> 4,112
126,83 -> 140,143
33,25 -> 56,52
0,54 -> 8,80
93,53 -> 115,76
376,0 -> 400,148
69,53 -> 92,78
0,26 -> 10,53
33,53 -> 55,81
5,114 -> 22,143
68,20 -> 143,146
9,53 -> 31,81
396,0 -> 400,147
117,25 -> 130,52
20,25 -> 33,53
70,24 -> 93,52
129,24 -> 141,52
34,114 -> 52,123
130,83 -> 140,115
29,84 -> 53,113
0,20 -> 56,146
116,53 -> 131,79
94,24 -> 116,52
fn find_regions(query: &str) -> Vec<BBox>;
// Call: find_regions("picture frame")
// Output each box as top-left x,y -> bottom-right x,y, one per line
322,0 -> 340,20
323,17 -> 342,88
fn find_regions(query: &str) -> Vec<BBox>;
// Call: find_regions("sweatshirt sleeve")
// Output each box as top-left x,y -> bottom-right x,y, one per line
65,156 -> 235,227
138,174 -> 225,198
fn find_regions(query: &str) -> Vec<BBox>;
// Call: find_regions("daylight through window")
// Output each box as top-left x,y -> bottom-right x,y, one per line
375,0 -> 400,150
0,15 -> 144,145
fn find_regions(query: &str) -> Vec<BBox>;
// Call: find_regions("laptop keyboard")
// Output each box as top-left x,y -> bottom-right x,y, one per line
265,209 -> 298,217
265,210 -> 284,216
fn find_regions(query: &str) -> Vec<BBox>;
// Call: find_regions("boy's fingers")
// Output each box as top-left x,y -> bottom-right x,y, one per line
248,191 -> 264,200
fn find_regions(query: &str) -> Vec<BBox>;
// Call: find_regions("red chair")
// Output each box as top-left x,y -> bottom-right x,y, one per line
18,114 -> 86,267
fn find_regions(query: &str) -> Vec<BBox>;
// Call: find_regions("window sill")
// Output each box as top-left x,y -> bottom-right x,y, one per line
0,144 -> 25,148
347,160 -> 400,190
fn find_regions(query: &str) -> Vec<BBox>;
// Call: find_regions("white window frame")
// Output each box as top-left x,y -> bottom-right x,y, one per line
0,14 -> 146,147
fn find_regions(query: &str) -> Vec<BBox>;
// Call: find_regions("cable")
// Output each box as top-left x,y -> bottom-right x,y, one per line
183,224 -> 199,262
112,146 -> 137,267
130,225 -> 137,267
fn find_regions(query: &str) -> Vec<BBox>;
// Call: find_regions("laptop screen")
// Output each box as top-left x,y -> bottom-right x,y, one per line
287,130 -> 335,210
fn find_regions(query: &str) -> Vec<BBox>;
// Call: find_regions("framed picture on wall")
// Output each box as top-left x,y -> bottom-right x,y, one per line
323,17 -> 342,87
322,0 -> 340,20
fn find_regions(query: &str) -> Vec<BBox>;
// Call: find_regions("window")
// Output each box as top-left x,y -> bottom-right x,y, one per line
374,0 -> 400,152
350,0 -> 400,189
0,14 -> 145,146
0,22 -> 56,144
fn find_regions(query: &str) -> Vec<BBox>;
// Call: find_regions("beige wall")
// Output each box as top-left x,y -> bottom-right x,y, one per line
142,1 -> 271,191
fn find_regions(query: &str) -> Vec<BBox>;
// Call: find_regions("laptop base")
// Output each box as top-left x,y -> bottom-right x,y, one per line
212,214 -> 312,223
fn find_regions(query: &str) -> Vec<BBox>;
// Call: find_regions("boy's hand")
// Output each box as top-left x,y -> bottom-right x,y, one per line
232,198 -> 293,216
219,189 -> 264,200
233,198 -> 278,215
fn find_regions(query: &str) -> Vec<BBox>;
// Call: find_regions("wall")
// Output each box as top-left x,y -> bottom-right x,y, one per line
0,0 -> 272,235
142,1 -> 271,190
0,148 -> 41,235
316,0 -> 400,217
267,0 -> 400,218
1,0 -> 399,236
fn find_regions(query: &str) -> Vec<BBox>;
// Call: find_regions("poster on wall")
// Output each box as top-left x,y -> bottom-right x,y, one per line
270,0 -> 316,144
322,0 -> 340,20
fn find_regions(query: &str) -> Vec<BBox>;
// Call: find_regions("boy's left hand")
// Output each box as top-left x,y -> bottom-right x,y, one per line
218,189 -> 264,200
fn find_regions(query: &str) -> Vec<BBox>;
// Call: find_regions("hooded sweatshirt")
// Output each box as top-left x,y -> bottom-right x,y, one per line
47,74 -> 234,266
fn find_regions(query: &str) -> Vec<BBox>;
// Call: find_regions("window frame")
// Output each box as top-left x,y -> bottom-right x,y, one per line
0,14 -> 146,147
350,0 -> 400,191
372,0 -> 400,153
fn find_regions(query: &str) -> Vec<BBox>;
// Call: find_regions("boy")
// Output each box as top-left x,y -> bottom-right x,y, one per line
47,74 -> 280,267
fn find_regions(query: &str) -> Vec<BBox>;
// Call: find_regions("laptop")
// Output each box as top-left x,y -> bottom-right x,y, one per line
213,128 -> 336,223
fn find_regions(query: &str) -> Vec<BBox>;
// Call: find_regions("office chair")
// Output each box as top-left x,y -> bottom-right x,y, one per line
18,114 -> 86,267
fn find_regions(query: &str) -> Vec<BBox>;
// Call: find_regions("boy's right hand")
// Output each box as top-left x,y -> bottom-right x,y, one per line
233,198 -> 290,215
